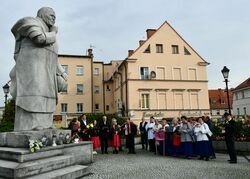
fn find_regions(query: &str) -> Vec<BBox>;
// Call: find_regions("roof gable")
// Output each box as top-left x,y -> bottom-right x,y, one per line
128,21 -> 209,64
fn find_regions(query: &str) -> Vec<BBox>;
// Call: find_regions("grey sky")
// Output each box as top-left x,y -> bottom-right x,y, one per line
0,0 -> 250,106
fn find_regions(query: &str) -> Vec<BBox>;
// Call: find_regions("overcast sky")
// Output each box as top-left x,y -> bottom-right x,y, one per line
0,0 -> 250,106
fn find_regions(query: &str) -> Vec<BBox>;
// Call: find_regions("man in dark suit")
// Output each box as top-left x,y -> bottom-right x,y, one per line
139,117 -> 148,150
79,114 -> 90,141
224,112 -> 237,163
125,118 -> 137,154
99,115 -> 110,154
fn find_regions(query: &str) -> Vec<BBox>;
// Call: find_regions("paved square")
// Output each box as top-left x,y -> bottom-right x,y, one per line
85,146 -> 250,179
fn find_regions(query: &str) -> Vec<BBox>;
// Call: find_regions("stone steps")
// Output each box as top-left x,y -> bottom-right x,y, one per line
0,147 -> 63,163
0,155 -> 75,178
26,165 -> 89,179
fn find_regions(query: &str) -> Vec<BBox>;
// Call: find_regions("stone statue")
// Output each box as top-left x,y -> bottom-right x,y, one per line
9,7 -> 67,131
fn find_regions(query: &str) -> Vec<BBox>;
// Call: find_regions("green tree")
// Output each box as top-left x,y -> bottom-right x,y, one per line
0,99 -> 15,132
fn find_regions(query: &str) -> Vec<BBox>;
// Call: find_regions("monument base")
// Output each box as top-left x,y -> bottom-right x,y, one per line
0,129 -> 71,148
0,129 -> 93,178
0,142 -> 93,178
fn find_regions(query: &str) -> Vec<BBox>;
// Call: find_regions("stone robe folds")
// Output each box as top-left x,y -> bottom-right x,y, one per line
10,16 -> 66,131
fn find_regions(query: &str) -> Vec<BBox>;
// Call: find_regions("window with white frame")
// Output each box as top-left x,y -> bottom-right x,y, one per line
95,104 -> 99,111
62,65 -> 68,74
141,93 -> 150,109
76,65 -> 84,75
106,105 -> 110,111
172,45 -> 179,54
140,67 -> 149,80
94,85 -> 100,93
61,103 -> 67,113
61,84 -> 68,93
77,84 -> 83,94
94,68 -> 100,75
77,103 -> 83,113
156,44 -> 163,53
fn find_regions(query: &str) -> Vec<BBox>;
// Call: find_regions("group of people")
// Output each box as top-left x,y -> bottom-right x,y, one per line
140,114 -> 236,163
69,114 -> 137,154
140,116 -> 216,161
69,113 -> 237,164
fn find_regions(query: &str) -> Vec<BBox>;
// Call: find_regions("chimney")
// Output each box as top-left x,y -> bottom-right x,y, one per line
88,48 -> 93,58
146,29 -> 157,39
128,50 -> 134,57
139,40 -> 146,46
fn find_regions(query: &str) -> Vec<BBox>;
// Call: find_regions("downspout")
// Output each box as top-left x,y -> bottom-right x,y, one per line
103,64 -> 105,114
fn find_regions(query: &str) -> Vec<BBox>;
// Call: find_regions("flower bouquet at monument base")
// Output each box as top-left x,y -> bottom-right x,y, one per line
29,140 -> 43,153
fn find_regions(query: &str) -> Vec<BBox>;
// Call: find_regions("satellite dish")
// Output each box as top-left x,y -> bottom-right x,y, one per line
150,71 -> 156,79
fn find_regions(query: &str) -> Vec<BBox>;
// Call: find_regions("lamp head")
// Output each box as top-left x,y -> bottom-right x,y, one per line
221,66 -> 230,80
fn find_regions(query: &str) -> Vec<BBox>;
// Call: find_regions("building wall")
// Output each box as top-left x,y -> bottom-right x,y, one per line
233,88 -> 250,115
54,55 -> 92,117
118,22 -> 210,122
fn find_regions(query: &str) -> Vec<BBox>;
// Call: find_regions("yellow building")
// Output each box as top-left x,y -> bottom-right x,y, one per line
54,21 -> 210,126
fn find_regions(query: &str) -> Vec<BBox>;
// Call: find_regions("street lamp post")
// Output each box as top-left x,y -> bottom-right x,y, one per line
2,83 -> 10,106
221,66 -> 231,115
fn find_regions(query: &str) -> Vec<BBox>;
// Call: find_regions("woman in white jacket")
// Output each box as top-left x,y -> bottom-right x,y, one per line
194,117 -> 213,161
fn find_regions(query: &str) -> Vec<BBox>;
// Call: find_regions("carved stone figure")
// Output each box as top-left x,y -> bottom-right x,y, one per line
10,7 -> 67,131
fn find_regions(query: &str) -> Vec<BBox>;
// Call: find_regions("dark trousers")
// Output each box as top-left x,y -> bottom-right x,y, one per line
100,137 -> 108,153
141,132 -> 148,149
148,139 -> 155,152
226,138 -> 237,162
126,134 -> 135,153
208,136 -> 216,157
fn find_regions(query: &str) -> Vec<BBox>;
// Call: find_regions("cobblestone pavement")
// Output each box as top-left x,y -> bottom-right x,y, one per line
84,146 -> 250,179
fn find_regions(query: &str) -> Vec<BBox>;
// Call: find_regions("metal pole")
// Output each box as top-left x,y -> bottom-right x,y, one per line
4,94 -> 7,106
225,79 -> 231,115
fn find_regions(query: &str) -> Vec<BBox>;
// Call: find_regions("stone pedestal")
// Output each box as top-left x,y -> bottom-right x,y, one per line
0,129 -> 93,178
0,142 -> 93,178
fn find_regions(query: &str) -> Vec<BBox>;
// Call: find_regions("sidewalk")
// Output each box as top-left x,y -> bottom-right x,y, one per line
84,146 -> 250,179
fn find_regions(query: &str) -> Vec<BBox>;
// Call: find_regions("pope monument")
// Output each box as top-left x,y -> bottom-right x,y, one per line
9,7 -> 67,131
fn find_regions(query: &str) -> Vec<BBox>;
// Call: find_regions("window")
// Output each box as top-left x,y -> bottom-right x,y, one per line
173,68 -> 181,80
144,45 -> 151,53
61,84 -> 68,93
95,104 -> 99,111
244,107 -> 247,115
156,44 -> 163,53
106,105 -> 110,111
221,99 -> 225,104
172,45 -> 179,54
211,100 -> 216,105
140,67 -> 149,79
76,65 -> 84,75
77,103 -> 83,113
242,91 -> 245,99
62,65 -> 68,74
77,84 -> 83,94
184,47 -> 191,55
106,85 -> 110,91
61,103 -> 67,113
237,108 -> 240,115
141,94 -> 150,109
94,86 -> 100,93
94,68 -> 100,75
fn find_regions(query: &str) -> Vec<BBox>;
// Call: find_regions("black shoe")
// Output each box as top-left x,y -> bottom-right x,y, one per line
199,157 -> 204,160
113,150 -> 115,154
229,161 -> 237,164
210,156 -> 216,159
205,157 -> 209,161
227,160 -> 232,162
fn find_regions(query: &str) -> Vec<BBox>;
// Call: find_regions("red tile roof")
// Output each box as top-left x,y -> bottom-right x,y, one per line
209,89 -> 233,109
234,77 -> 250,91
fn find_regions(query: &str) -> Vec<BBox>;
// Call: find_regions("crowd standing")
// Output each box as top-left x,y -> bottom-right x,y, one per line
68,112 -> 237,164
